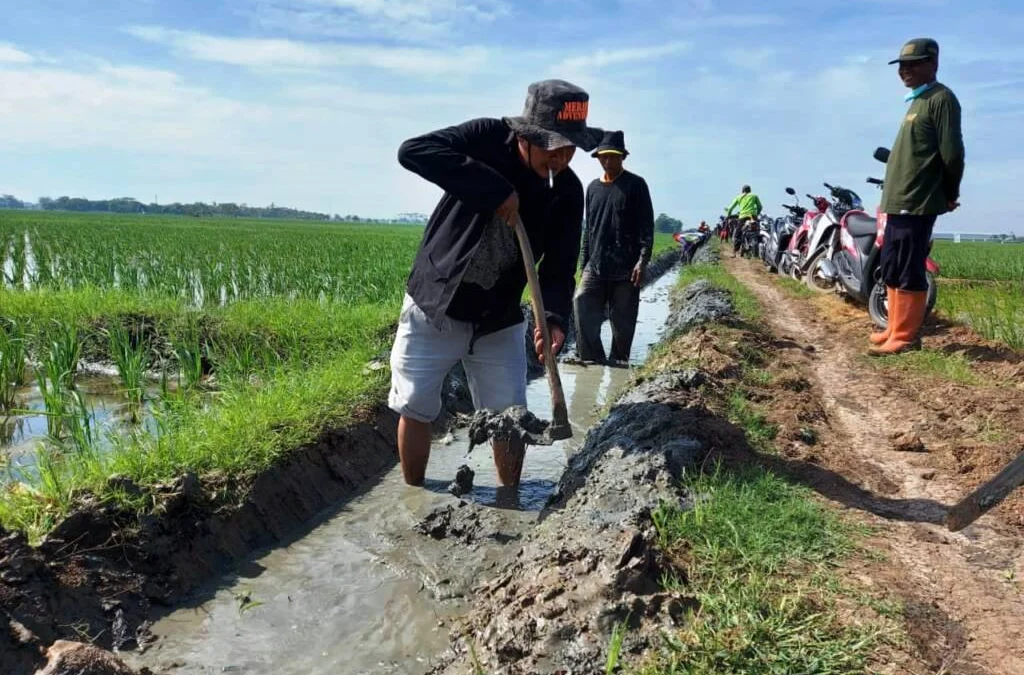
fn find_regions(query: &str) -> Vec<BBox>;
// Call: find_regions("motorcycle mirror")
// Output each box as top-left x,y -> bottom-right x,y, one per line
785,187 -> 796,195
873,147 -> 890,163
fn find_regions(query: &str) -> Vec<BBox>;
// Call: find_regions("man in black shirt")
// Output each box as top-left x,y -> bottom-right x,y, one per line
391,80 -> 603,487
574,130 -> 654,365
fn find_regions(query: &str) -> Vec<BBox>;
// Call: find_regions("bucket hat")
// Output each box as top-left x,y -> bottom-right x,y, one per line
591,130 -> 628,158
504,79 -> 603,152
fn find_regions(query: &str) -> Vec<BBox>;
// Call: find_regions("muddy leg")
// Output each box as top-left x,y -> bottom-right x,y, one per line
492,437 -> 525,486
398,416 -> 432,486
609,280 -> 640,363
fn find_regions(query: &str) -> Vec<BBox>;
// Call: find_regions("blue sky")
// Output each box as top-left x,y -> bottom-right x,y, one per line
1,0 -> 1021,232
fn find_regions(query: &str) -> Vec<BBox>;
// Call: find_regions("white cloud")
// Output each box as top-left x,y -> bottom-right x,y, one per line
0,62 -> 264,155
124,25 -> 491,76
0,43 -> 33,64
250,0 -> 510,43
555,42 -> 691,73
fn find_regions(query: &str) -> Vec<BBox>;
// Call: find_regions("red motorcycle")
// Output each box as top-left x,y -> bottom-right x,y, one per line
817,147 -> 939,328
778,188 -> 828,279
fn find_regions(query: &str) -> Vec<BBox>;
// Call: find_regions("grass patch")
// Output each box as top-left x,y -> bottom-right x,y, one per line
639,467 -> 876,675
726,389 -> 779,453
868,348 -> 981,385
936,280 -> 1024,350
775,276 -> 817,299
0,342 -> 391,541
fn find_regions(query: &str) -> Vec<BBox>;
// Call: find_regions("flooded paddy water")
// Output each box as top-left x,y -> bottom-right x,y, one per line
124,270 -> 678,675
0,370 -> 164,479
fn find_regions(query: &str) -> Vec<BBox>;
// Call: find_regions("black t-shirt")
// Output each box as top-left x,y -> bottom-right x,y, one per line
583,171 -> 654,281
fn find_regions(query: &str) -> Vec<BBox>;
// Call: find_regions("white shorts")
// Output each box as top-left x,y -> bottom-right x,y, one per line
388,295 -> 528,423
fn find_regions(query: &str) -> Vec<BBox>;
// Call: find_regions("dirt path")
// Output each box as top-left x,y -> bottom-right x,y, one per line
724,256 -> 1024,675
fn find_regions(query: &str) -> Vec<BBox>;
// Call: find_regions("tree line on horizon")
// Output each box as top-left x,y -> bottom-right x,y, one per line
0,193 -> 342,221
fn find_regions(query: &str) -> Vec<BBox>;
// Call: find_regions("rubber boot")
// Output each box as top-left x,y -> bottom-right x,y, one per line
868,289 -> 926,356
868,286 -> 897,345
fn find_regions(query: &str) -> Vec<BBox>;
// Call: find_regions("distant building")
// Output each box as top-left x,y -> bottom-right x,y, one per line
933,232 -> 1019,243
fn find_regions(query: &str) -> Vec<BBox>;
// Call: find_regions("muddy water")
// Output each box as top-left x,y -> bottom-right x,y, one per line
127,271 -> 678,675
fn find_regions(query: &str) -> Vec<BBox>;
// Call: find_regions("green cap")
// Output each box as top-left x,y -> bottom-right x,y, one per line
889,38 -> 939,65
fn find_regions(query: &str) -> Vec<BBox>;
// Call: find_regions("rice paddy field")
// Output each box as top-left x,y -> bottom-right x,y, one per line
930,240 -> 1024,349
0,210 -> 677,539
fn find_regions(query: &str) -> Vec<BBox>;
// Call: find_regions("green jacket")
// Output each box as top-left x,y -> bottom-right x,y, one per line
880,83 -> 965,216
725,193 -> 763,219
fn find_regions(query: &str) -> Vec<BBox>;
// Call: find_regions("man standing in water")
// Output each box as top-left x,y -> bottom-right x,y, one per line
574,130 -> 654,366
391,80 -> 603,487
869,38 -> 964,356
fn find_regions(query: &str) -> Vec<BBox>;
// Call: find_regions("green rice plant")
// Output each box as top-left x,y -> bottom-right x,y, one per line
34,365 -> 70,440
173,336 -> 205,391
41,321 -> 80,389
0,319 -> 28,410
107,322 -> 150,415
64,389 -> 99,455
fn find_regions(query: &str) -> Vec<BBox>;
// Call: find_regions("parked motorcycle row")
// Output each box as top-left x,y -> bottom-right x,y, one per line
739,147 -> 939,329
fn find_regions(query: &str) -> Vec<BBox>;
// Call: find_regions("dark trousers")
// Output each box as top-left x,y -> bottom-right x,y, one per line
879,214 -> 937,291
574,271 -> 641,363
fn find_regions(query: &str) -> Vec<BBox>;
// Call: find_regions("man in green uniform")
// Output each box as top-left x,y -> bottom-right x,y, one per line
724,186 -> 762,257
869,38 -> 965,355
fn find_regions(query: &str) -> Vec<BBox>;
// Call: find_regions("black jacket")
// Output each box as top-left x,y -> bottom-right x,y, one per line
398,117 -> 583,336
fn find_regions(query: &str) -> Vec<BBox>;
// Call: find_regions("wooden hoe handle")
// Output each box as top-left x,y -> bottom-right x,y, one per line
511,214 -> 571,437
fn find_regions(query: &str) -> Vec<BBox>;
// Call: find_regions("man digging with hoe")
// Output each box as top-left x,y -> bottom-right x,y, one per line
391,80 -> 603,488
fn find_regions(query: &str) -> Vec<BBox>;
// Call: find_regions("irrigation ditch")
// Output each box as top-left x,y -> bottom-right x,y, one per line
3,246 -> 700,675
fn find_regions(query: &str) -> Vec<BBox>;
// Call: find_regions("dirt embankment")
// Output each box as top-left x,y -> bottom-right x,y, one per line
1,406 -> 399,675
419,264 -> 757,673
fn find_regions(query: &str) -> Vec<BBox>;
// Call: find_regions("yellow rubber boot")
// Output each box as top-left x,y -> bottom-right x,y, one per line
868,286 -> 896,345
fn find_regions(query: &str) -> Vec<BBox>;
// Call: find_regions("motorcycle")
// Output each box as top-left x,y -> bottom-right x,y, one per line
802,183 -> 864,292
756,214 -> 773,262
740,220 -> 761,259
764,188 -> 806,273
779,191 -> 829,279
816,147 -> 940,328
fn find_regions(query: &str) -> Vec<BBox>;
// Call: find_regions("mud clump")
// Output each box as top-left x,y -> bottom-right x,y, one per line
466,406 -> 553,449
448,465 -> 475,497
430,396 -> 708,674
892,432 -> 928,453
664,280 -> 736,336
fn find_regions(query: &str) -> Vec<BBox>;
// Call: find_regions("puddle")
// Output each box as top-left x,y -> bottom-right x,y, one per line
1,374 -> 163,479
125,271 -> 678,675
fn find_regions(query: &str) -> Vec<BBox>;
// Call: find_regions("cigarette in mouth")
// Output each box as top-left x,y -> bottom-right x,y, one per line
548,168 -> 554,188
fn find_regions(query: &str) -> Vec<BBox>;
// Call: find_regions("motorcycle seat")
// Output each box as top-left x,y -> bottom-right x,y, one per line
844,212 -> 877,238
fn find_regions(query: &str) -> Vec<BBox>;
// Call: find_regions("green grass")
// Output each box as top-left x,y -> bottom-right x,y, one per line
775,276 -> 816,298
639,467 -> 876,675
868,348 -> 981,385
931,240 -> 1024,282
936,280 -> 1024,349
0,342 -> 391,540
